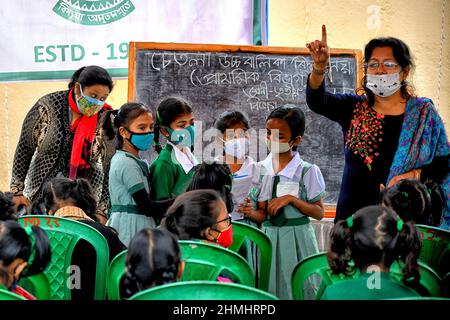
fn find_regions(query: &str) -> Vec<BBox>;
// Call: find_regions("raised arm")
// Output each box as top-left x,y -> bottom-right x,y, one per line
307,24 -> 329,89
305,25 -> 363,126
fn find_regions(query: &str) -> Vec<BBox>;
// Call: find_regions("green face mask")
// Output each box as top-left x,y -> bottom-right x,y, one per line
166,125 -> 195,147
266,139 -> 292,154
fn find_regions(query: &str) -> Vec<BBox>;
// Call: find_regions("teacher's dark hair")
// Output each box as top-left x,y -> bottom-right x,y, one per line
68,65 -> 114,91
362,37 -> 415,107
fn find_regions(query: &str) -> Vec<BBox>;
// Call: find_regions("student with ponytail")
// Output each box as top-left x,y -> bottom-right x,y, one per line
161,190 -> 233,249
381,179 -> 444,227
103,102 -> 174,246
0,220 -> 51,299
150,97 -> 198,201
42,176 -> 126,300
122,228 -> 183,298
322,205 -> 422,300
42,176 -> 126,260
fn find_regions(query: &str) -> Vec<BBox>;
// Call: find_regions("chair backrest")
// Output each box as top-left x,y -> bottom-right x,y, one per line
416,224 -> 450,277
106,250 -> 127,300
179,240 -> 255,287
228,221 -> 272,291
106,241 -> 255,300
0,288 -> 27,300
129,281 -> 279,300
291,252 -> 360,300
18,273 -> 51,300
292,251 -> 447,300
390,260 -> 447,297
18,215 -> 109,300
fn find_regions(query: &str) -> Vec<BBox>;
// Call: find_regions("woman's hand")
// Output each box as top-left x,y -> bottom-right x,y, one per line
267,195 -> 293,216
386,169 -> 422,188
306,24 -> 329,70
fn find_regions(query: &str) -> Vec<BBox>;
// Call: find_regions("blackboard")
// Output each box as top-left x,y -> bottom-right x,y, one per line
128,42 -> 363,205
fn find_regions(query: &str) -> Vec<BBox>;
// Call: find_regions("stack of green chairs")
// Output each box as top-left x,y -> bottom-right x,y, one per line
107,240 -> 255,300
18,215 -> 109,300
228,221 -> 272,291
291,251 -> 447,299
416,224 -> 450,278
129,281 -> 278,300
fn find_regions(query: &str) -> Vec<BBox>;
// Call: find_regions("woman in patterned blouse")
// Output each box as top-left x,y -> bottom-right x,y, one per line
10,66 -> 116,224
305,25 -> 449,228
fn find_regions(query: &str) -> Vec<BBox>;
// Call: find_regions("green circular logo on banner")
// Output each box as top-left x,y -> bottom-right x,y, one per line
53,0 -> 135,25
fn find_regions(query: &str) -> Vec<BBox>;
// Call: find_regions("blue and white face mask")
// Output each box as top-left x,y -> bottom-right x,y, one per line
125,128 -> 155,151
366,72 -> 401,97
166,125 -> 195,147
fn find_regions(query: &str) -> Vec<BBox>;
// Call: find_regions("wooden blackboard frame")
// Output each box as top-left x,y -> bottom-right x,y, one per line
128,42 -> 363,101
127,42 -> 364,218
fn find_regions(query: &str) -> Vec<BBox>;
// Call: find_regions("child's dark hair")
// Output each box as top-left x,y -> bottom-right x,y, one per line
187,162 -> 234,213
123,228 -> 181,297
363,37 -> 415,107
381,179 -> 443,226
154,97 -> 193,153
267,105 -> 306,150
0,192 -> 17,221
0,221 -> 51,283
42,177 -> 98,220
68,65 -> 114,92
102,102 -> 152,148
160,189 -> 222,240
214,110 -> 250,133
327,205 -> 421,285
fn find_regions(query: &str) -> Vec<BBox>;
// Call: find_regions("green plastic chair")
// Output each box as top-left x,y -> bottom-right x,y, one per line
291,252 -> 360,300
18,273 -> 51,300
228,221 -> 272,291
107,241 -> 255,300
0,288 -> 27,300
416,224 -> 450,277
129,281 -> 279,300
18,215 -> 109,300
292,251 -> 448,300
106,250 -> 127,300
390,260 -> 447,298
179,240 -> 255,287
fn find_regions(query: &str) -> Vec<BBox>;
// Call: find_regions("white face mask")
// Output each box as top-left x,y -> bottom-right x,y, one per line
224,138 -> 249,159
266,139 -> 292,154
366,72 -> 402,97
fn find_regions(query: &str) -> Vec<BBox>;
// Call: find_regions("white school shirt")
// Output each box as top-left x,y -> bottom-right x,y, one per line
167,141 -> 199,174
232,157 -> 261,220
258,152 -> 326,204
214,155 -> 261,220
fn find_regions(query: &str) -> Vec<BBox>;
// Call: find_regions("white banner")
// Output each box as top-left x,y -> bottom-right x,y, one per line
0,0 -> 267,81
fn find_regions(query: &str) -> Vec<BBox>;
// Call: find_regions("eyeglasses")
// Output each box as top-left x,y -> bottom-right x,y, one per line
215,216 -> 232,228
365,60 -> 400,70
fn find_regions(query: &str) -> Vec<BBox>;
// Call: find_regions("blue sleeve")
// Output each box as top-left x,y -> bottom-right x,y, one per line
306,74 -> 364,129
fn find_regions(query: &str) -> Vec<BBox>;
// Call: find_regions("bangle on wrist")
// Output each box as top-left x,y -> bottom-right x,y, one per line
414,169 -> 421,180
312,65 -> 327,75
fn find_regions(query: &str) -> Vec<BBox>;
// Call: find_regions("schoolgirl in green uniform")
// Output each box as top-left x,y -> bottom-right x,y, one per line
150,97 -> 198,201
322,205 -> 421,300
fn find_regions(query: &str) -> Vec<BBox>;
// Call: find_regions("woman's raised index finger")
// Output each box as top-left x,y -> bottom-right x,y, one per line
322,24 -> 327,44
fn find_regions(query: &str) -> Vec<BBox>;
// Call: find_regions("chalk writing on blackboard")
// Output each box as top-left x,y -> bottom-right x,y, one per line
129,43 -> 362,204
